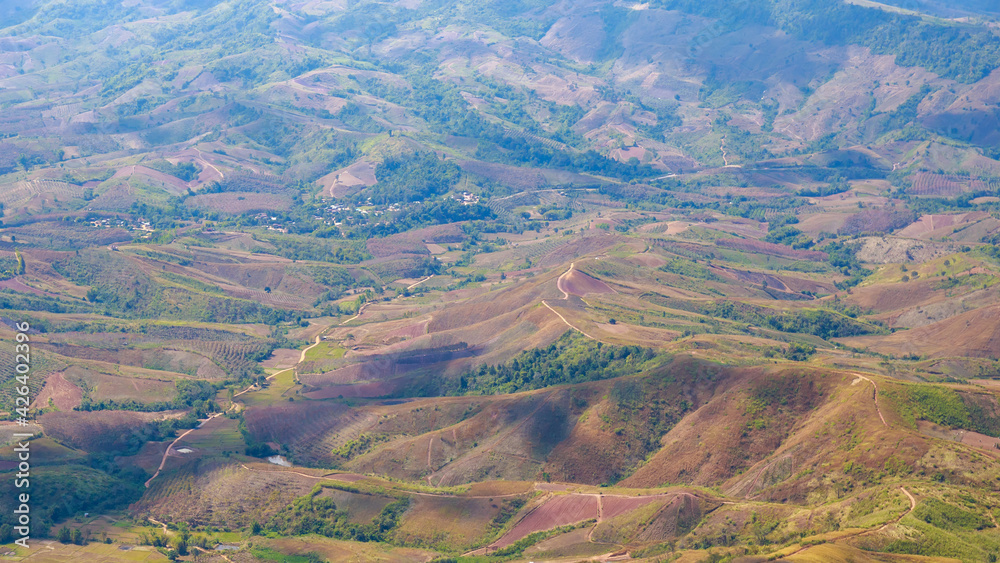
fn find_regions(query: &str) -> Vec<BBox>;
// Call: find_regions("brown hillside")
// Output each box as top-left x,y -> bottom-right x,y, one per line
840,305 -> 1000,359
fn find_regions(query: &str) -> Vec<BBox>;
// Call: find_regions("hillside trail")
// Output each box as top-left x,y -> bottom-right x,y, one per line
775,486 -> 918,559
902,487 -> 916,512
425,437 -> 434,482
144,411 -> 225,488
425,391 -> 559,487
586,494 -> 606,542
339,302 -> 370,325
556,262 -> 575,299
407,275 -> 434,290
147,327 -> 333,488
542,300 -> 600,341
468,491 -> 690,557
148,516 -> 235,557
193,146 -> 224,180
543,262 -> 601,341
237,463 -> 527,499
147,517 -> 168,535
866,486 -> 917,533
851,373 -> 888,427
192,545 -> 235,562
720,136 -> 742,169
341,274 -> 431,326
231,332 -> 325,399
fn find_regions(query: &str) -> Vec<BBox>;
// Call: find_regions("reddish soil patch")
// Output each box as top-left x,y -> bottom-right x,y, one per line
628,253 -> 668,268
717,268 -> 791,291
367,235 -> 430,259
0,278 -> 49,296
715,238 -> 828,261
845,279 -> 939,313
186,192 -> 292,213
961,431 -> 1000,452
917,420 -> 1000,455
559,269 -> 613,297
32,371 -> 83,411
261,348 -> 299,369
536,483 -> 571,492
303,381 -> 398,399
493,494 -> 599,548
409,223 -> 466,244
386,319 -> 429,340
243,401 -> 349,445
457,160 -> 547,190
534,235 -> 625,269
909,173 -> 986,196
839,208 -> 916,236
367,224 -> 463,258
322,159 -> 377,198
114,165 -> 189,194
118,440 -> 170,474
302,363 -> 370,385
88,183 -> 136,210
897,212 -> 988,237
601,495 -> 668,520
841,304 -> 1000,358
40,410 -> 175,452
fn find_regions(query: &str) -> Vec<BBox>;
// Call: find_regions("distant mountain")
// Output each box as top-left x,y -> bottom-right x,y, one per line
3,2 -> 1000,561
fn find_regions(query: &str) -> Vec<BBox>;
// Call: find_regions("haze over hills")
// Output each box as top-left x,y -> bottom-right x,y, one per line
1,0 -> 1000,561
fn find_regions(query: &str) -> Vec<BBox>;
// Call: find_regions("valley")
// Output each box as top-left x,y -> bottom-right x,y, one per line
1,0 -> 1000,561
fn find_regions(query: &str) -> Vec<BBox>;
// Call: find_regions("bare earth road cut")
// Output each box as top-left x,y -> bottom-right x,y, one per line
852,373 -> 888,427
774,486 -> 919,559
147,330 -> 330,488
542,300 -> 598,341
144,412 -> 224,488
544,262 -> 607,340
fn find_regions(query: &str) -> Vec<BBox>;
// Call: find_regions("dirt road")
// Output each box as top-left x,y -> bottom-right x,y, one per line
147,330 -> 330,488
144,412 -> 224,488
556,262 -> 575,299
852,373 -> 888,427
542,300 -> 598,341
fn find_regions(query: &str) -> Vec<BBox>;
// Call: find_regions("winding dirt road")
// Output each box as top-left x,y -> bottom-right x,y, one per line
777,486 -> 918,559
147,332 -> 329,488
339,302 -> 370,325
542,300 -> 598,341
407,275 -> 434,290
556,262 -> 576,299
720,135 -> 741,169
852,373 -> 888,427
144,412 -> 224,488
543,262 -> 600,340
232,333 -> 325,399
872,486 -> 917,533
194,147 -> 225,180
902,486 -> 916,511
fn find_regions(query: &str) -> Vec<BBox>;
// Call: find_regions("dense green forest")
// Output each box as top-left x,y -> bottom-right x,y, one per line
426,332 -> 662,396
